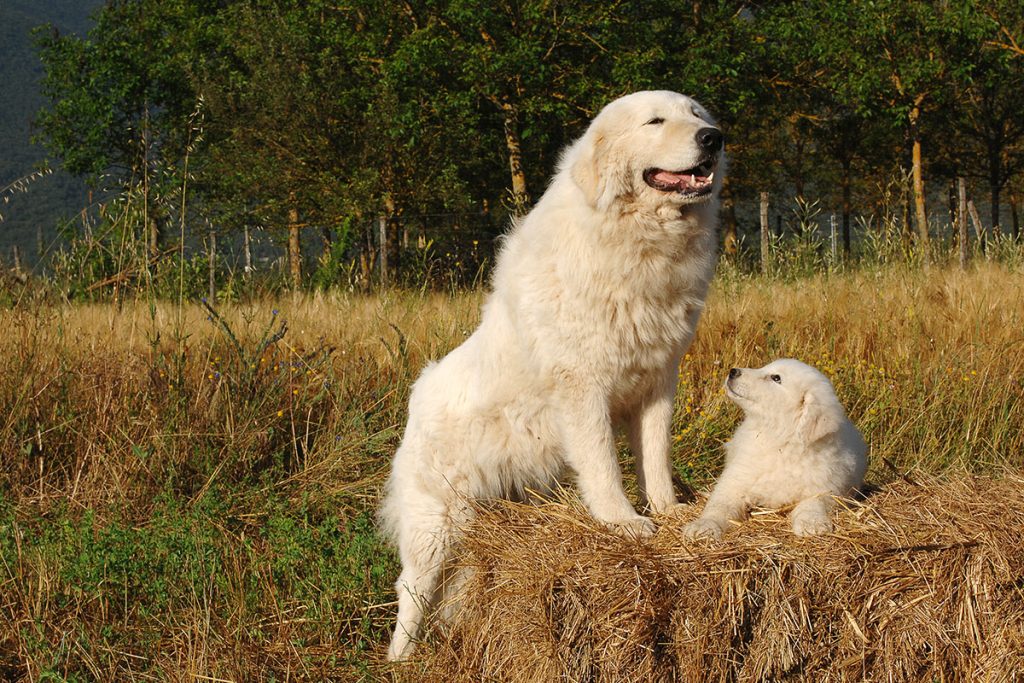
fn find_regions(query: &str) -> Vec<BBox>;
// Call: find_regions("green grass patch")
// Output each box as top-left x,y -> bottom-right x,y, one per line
1,488 -> 398,680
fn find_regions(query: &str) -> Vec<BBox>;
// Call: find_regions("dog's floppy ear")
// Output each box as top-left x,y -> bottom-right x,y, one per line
570,130 -> 629,210
798,388 -> 844,443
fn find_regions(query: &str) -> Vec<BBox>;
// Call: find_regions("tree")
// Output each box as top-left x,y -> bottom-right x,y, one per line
804,1 -> 964,256
402,2 -> 653,215
35,0 -> 222,255
986,1 -> 1024,59
195,1 -> 487,286
195,1 -> 364,289
756,3 -> 894,254
933,2 -> 1024,237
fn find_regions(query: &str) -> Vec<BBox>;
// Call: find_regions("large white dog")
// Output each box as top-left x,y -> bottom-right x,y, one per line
380,90 -> 725,660
684,359 -> 868,539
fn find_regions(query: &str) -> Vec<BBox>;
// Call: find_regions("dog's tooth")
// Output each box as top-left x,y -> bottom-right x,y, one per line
708,172 -> 714,182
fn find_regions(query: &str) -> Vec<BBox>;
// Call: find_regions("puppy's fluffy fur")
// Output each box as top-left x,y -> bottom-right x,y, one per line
380,91 -> 725,660
685,359 -> 867,539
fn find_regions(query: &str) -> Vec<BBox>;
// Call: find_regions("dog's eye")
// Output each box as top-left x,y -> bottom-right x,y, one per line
645,117 -> 665,126
770,374 -> 782,383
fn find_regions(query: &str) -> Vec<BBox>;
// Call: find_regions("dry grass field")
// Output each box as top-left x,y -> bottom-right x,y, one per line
1,262 -> 1023,680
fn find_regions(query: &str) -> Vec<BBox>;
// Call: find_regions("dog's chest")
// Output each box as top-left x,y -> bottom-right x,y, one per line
592,274 -> 701,394
591,232 -> 712,359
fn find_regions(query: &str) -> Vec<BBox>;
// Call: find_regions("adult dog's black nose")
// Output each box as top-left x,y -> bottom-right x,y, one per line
728,367 -> 740,379
696,127 -> 724,153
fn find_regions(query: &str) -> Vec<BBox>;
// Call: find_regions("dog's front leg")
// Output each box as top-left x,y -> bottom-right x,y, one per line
628,367 -> 679,513
558,387 -> 655,537
683,476 -> 748,540
790,494 -> 835,536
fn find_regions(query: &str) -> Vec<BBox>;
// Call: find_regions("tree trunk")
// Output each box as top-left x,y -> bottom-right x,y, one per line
988,136 -> 1004,236
143,104 -> 160,257
502,101 -> 530,215
383,193 -> 400,282
721,180 -> 738,256
1010,189 -> 1020,240
207,223 -> 216,305
288,204 -> 302,290
901,176 -> 913,247
909,103 -> 930,258
947,184 -> 957,238
990,173 -> 1001,238
957,178 -> 968,270
360,219 -> 376,288
378,214 -> 388,286
148,217 -> 161,257
840,157 -> 852,254
760,192 -> 770,275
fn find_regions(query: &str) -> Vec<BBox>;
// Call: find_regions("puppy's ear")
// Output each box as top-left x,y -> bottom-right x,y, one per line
798,390 -> 844,443
571,131 -> 629,210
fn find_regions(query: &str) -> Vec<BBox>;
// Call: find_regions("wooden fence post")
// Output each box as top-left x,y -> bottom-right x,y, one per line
830,213 -> 838,264
207,223 -> 217,305
957,178 -> 968,270
760,192 -> 770,275
378,214 -> 388,286
287,203 -> 302,290
243,225 -> 253,276
967,200 -> 986,257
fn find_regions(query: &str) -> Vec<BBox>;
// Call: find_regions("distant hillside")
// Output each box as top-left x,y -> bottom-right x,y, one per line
0,0 -> 102,267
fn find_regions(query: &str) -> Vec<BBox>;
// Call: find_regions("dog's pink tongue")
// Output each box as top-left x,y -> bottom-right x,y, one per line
652,170 -> 689,186
651,169 -> 712,191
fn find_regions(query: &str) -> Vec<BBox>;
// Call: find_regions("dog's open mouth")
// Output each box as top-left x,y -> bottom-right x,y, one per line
643,161 -> 716,197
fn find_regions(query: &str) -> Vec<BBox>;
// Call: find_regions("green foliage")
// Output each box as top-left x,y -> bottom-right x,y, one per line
33,0 -> 218,180
19,0 -> 1024,295
310,219 -> 357,291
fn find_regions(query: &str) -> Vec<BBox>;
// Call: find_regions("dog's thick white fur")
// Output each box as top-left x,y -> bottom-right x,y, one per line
685,359 -> 868,540
379,91 -> 725,661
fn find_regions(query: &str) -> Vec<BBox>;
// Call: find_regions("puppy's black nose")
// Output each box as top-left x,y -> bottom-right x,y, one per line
696,127 -> 724,153
728,367 -> 740,379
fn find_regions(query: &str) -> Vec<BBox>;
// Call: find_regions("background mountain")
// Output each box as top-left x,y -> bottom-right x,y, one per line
0,0 -> 102,267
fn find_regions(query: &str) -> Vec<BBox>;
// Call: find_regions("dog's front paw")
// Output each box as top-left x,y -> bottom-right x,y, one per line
791,513 -> 833,537
606,514 -> 657,539
683,517 -> 724,540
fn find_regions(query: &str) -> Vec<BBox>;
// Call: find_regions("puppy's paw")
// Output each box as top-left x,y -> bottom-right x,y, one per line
606,514 -> 657,539
791,513 -> 833,537
683,517 -> 724,540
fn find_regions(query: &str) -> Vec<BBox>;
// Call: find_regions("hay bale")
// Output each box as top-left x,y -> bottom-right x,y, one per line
399,475 -> 1024,682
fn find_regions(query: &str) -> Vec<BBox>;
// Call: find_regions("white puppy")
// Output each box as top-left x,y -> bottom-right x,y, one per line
685,359 -> 867,539
380,91 -> 725,660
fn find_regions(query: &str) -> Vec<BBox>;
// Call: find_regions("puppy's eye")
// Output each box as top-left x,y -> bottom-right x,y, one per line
645,117 -> 665,126
770,374 -> 782,383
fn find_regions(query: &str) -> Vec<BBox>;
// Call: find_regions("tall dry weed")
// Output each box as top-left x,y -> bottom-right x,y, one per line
0,264 -> 1022,679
